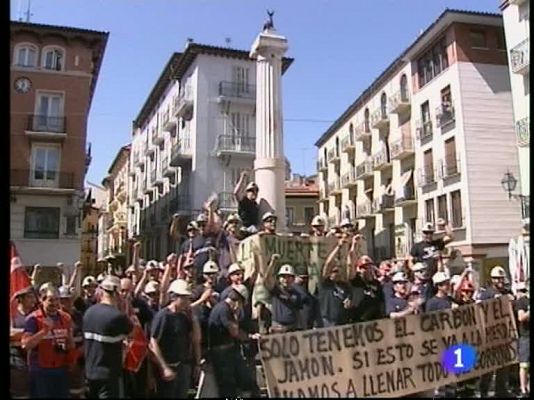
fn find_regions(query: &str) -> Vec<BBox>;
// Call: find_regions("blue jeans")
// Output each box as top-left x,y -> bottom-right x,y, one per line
30,367 -> 69,398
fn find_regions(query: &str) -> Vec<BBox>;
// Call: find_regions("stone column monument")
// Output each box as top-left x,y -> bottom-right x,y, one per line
250,11 -> 289,230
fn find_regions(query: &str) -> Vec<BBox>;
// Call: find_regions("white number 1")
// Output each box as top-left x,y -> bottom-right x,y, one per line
454,348 -> 464,368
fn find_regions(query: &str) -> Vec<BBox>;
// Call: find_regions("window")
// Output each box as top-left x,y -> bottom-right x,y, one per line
229,113 -> 251,137
444,137 -> 458,176
425,199 -> 435,225
31,145 -> 60,187
24,207 -> 60,239
232,66 -> 250,92
35,92 -> 64,132
286,207 -> 295,225
400,74 -> 408,100
15,44 -> 37,67
421,101 -> 430,123
364,108 -> 370,132
66,216 -> 77,235
304,207 -> 315,225
470,30 -> 487,49
450,190 -> 463,228
380,92 -> 387,117
42,47 -> 64,71
423,149 -> 434,183
437,195 -> 448,222
417,37 -> 448,87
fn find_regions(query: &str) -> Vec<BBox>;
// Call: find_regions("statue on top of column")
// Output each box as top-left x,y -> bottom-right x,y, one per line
263,10 -> 275,31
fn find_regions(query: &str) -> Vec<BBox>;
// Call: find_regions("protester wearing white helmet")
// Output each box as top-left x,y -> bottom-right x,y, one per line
410,262 -> 434,310
340,218 -> 354,238
207,279 -> 261,398
514,281 -> 530,397
477,265 -> 513,398
262,259 -> 302,333
83,274 -> 133,399
310,215 -> 326,237
150,279 -> 201,398
260,211 -> 278,235
386,272 -> 420,319
409,218 -> 454,277
74,275 -> 98,316
233,169 -> 260,234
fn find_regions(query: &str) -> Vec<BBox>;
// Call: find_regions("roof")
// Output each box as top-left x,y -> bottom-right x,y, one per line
134,42 -> 294,129
133,52 -> 182,128
107,145 -> 131,176
285,180 -> 319,197
10,21 -> 109,110
314,9 -> 503,147
172,43 -> 294,81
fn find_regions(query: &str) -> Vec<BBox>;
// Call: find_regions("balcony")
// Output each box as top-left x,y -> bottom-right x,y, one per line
162,109 -> 176,131
370,107 -> 389,129
418,168 -> 436,188
416,120 -> 433,143
327,147 -> 341,165
151,126 -> 164,146
388,90 -> 410,115
373,148 -> 391,171
215,135 -> 255,158
356,159 -> 373,180
218,192 -> 238,210
436,104 -> 455,129
169,194 -> 192,215
317,158 -> 328,172
170,138 -> 192,167
153,169 -> 164,189
319,188 -> 329,202
395,184 -> 416,206
143,177 -> 152,195
341,133 -> 356,154
174,87 -> 194,119
354,121 -> 371,141
341,167 -> 357,188
516,117 -> 529,147
162,156 -> 175,178
390,136 -> 414,160
373,194 -> 395,213
510,39 -> 529,75
218,82 -> 256,103
438,156 -> 461,180
356,201 -> 374,219
10,169 -> 75,190
144,140 -> 155,157
328,178 -> 342,195
25,114 -> 67,140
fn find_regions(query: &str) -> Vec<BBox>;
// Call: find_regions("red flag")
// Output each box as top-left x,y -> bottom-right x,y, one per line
124,320 -> 148,373
10,241 -> 32,321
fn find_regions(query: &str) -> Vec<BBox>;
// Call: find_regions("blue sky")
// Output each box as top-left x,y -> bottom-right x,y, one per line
11,0 -> 500,185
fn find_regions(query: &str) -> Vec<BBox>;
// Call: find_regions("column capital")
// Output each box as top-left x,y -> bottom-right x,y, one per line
250,31 -> 288,59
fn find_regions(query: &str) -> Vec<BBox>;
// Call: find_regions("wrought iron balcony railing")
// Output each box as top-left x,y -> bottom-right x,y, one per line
27,114 -> 66,133
218,81 -> 256,99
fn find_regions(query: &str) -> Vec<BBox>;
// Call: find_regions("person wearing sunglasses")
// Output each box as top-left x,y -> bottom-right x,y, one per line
349,255 -> 385,323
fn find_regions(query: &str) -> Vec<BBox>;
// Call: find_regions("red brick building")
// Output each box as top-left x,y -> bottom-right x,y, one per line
10,21 -> 108,270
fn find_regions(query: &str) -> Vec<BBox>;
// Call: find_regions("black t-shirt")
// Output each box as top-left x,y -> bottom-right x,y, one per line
317,278 -> 352,325
350,276 -> 385,323
293,284 -> 322,330
150,308 -> 193,364
425,295 -> 452,312
238,197 -> 259,228
386,295 -> 409,316
83,303 -> 133,381
381,280 -> 394,300
410,238 -> 445,276
270,284 -> 302,326
208,301 -> 238,348
514,296 -> 530,337
477,286 -> 510,301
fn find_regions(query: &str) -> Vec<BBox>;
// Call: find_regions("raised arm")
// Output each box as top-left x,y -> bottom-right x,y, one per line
31,264 -> 41,287
263,254 -> 281,291
438,218 -> 454,245
169,214 -> 185,242
322,239 -> 344,279
233,170 -> 248,202
347,235 -> 363,279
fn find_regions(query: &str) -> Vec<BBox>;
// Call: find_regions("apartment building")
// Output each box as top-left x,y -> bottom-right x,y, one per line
315,10 -> 522,280
500,0 -> 530,227
82,182 -> 106,276
285,175 -> 319,235
10,21 -> 108,267
127,43 -> 292,260
98,145 -> 130,265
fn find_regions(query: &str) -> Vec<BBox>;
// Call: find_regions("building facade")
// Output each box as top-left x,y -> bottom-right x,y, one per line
127,43 -> 292,260
99,145 -> 130,265
10,21 -> 108,267
500,0 -> 530,225
285,175 -> 319,235
315,10 -> 522,281
82,182 -> 106,276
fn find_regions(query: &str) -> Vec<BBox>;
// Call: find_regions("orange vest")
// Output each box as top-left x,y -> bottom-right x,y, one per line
31,309 -> 72,369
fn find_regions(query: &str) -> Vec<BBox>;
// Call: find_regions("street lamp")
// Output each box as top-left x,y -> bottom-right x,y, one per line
501,170 -> 518,200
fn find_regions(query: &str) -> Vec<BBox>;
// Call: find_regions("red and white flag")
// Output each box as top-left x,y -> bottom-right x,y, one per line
10,241 -> 32,321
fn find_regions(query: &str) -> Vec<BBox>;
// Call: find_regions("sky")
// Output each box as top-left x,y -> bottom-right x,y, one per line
10,0 -> 501,185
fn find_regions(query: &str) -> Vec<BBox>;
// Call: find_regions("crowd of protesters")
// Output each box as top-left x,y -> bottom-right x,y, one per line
10,172 -> 530,398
